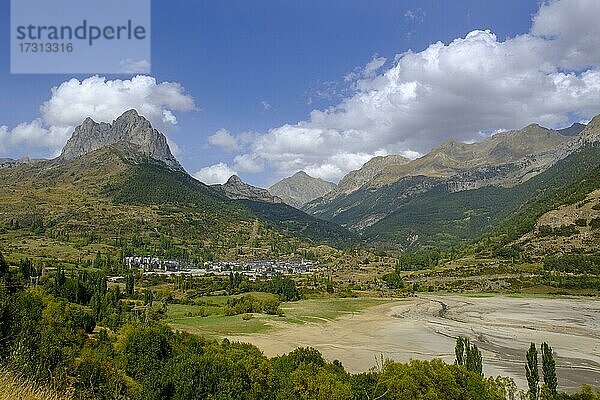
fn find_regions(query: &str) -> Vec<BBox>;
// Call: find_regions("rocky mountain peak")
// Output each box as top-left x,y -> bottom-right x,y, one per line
216,175 -> 282,203
269,171 -> 336,208
334,154 -> 411,194
58,109 -> 184,172
226,175 -> 244,185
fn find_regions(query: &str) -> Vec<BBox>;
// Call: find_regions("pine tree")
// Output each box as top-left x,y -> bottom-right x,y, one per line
541,342 -> 558,397
526,343 -> 539,400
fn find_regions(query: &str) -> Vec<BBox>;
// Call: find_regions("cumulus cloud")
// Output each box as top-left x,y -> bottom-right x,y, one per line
193,162 -> 236,185
231,0 -> 600,182
0,75 -> 194,158
41,75 -> 194,131
233,154 -> 264,173
208,129 -> 240,152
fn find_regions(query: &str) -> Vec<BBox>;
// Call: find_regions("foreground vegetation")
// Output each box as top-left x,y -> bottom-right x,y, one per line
0,250 -> 599,399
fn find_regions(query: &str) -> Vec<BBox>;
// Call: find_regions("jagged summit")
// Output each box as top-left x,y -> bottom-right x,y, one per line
58,109 -> 184,172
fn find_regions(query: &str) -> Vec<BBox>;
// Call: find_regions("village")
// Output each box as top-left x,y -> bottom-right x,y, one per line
124,256 -> 325,278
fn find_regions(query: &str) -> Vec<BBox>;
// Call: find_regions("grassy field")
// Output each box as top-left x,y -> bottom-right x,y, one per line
279,297 -> 392,324
0,367 -> 69,400
166,297 -> 394,338
169,314 -> 276,336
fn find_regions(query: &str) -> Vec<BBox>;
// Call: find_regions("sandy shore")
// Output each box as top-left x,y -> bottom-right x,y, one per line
227,295 -> 600,391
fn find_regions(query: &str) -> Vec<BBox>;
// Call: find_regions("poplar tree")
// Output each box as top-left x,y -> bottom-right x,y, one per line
541,342 -> 558,397
455,336 -> 466,365
526,343 -> 539,400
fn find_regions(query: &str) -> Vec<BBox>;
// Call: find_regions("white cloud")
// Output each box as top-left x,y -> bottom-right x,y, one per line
399,150 -> 421,160
0,75 -> 194,158
363,55 -> 387,78
118,58 -> 151,73
193,162 -> 236,185
0,120 -> 72,158
41,75 -> 194,132
233,0 -> 600,182
208,129 -> 240,152
233,153 -> 264,173
345,55 -> 387,82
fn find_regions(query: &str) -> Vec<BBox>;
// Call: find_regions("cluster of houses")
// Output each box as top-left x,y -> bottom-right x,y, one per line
202,259 -> 324,278
124,256 -> 181,272
127,256 -> 324,278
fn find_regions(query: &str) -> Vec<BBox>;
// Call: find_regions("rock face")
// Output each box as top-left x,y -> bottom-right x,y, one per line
579,115 -> 600,144
215,175 -> 283,203
59,109 -> 184,172
369,124 -> 572,188
336,155 -> 410,195
269,171 -> 336,208
304,154 -> 409,213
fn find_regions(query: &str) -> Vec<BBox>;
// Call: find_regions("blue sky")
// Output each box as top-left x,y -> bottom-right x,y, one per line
2,0 -> 600,187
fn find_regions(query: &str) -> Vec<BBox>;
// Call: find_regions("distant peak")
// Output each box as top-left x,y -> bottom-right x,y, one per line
226,175 -> 243,184
294,170 -> 310,177
557,121 -> 587,137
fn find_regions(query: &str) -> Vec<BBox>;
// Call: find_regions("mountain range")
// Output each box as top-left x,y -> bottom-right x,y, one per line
1,109 -> 599,259
297,118 -> 600,248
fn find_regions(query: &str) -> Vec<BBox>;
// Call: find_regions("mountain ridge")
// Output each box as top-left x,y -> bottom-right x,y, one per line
304,117 -> 598,237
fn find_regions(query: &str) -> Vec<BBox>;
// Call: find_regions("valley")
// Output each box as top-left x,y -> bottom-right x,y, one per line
0,109 -> 599,399
222,295 -> 600,392
3,2 -> 600,398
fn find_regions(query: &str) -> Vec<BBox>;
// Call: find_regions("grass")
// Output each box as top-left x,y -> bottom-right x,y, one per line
0,367 -> 70,400
169,314 -> 275,336
166,297 -> 395,338
279,297 -> 393,324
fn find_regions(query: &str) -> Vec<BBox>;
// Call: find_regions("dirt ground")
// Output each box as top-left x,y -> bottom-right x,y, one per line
228,295 -> 600,391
